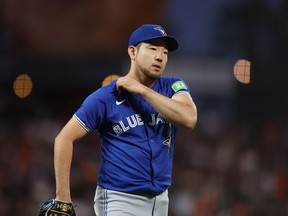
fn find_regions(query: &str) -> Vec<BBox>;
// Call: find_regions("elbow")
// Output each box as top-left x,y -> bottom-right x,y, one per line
185,115 -> 197,130
54,133 -> 63,151
54,133 -> 74,156
54,132 -> 70,148
187,119 -> 197,130
54,133 -> 63,145
183,103 -> 197,130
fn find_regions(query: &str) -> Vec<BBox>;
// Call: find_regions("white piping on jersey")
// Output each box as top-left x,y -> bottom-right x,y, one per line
172,91 -> 193,101
73,114 -> 91,132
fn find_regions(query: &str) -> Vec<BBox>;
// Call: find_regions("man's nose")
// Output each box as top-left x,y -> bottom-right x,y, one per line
155,51 -> 163,61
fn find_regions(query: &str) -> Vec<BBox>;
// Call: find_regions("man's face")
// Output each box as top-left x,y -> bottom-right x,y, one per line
135,39 -> 169,80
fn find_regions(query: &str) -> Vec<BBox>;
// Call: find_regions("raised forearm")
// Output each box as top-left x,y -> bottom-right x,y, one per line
140,86 -> 197,129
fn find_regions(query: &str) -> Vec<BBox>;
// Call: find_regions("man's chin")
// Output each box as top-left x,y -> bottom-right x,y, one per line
147,75 -> 160,81
148,71 -> 163,80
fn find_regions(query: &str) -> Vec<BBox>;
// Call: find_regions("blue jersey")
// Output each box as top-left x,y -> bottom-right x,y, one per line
74,76 -> 191,195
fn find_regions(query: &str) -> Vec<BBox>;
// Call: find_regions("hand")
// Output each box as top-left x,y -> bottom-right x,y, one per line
116,76 -> 146,95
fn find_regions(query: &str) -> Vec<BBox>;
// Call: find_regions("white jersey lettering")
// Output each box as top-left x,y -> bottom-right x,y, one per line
119,120 -> 130,132
113,113 -> 168,135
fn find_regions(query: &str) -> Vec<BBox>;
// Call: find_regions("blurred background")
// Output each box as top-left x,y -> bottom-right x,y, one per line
1,0 -> 288,215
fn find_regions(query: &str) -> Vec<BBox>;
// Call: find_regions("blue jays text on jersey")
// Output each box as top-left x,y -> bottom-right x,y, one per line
74,77 -> 192,195
112,112 -> 169,136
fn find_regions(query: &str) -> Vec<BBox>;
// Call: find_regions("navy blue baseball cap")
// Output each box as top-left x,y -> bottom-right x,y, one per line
128,24 -> 178,51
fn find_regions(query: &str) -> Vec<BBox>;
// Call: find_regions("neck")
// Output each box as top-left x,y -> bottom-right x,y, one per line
127,69 -> 156,88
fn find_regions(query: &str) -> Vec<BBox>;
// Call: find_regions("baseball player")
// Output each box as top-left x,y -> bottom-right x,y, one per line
51,24 -> 197,216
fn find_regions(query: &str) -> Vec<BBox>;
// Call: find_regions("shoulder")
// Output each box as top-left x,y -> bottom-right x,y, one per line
158,76 -> 185,84
158,76 -> 189,90
84,80 -> 118,103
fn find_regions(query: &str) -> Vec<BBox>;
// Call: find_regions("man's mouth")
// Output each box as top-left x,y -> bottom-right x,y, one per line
152,64 -> 161,70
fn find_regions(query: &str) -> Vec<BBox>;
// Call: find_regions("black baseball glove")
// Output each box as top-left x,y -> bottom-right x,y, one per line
38,199 -> 76,216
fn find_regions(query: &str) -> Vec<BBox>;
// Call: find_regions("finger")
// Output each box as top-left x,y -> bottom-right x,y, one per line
116,79 -> 123,92
116,84 -> 123,92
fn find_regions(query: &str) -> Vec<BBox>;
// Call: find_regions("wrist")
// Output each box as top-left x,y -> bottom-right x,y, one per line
55,192 -> 71,202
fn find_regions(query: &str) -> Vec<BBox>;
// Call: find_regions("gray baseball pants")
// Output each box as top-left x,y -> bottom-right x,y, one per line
94,186 -> 169,216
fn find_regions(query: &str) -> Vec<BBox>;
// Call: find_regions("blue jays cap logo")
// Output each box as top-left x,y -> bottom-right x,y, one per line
154,26 -> 167,36
128,24 -> 179,51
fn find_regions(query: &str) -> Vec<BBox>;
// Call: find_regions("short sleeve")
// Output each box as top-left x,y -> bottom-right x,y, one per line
74,90 -> 106,132
169,77 -> 191,97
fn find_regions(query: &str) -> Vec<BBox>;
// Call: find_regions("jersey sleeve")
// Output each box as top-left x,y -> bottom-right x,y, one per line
73,90 -> 106,132
169,77 -> 191,98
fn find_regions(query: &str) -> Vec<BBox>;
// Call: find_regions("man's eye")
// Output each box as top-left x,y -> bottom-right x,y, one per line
150,47 -> 157,51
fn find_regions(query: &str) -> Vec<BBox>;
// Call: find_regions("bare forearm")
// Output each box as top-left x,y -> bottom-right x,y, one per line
116,76 -> 197,129
140,87 -> 197,129
54,136 -> 73,201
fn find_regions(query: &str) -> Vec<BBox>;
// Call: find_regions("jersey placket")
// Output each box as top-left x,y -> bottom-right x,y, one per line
139,97 -> 160,192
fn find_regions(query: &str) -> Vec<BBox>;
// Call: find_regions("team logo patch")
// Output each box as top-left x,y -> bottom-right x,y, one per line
171,81 -> 187,92
154,26 -> 167,36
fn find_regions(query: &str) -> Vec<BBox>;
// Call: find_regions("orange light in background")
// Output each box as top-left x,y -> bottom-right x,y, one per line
233,59 -> 251,84
13,74 -> 33,98
102,74 -> 120,87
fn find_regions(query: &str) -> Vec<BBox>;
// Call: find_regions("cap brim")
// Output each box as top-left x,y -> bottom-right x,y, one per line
162,36 -> 179,51
142,36 -> 179,51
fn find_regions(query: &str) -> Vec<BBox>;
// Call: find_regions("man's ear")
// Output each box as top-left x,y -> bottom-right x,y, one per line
128,45 -> 137,60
